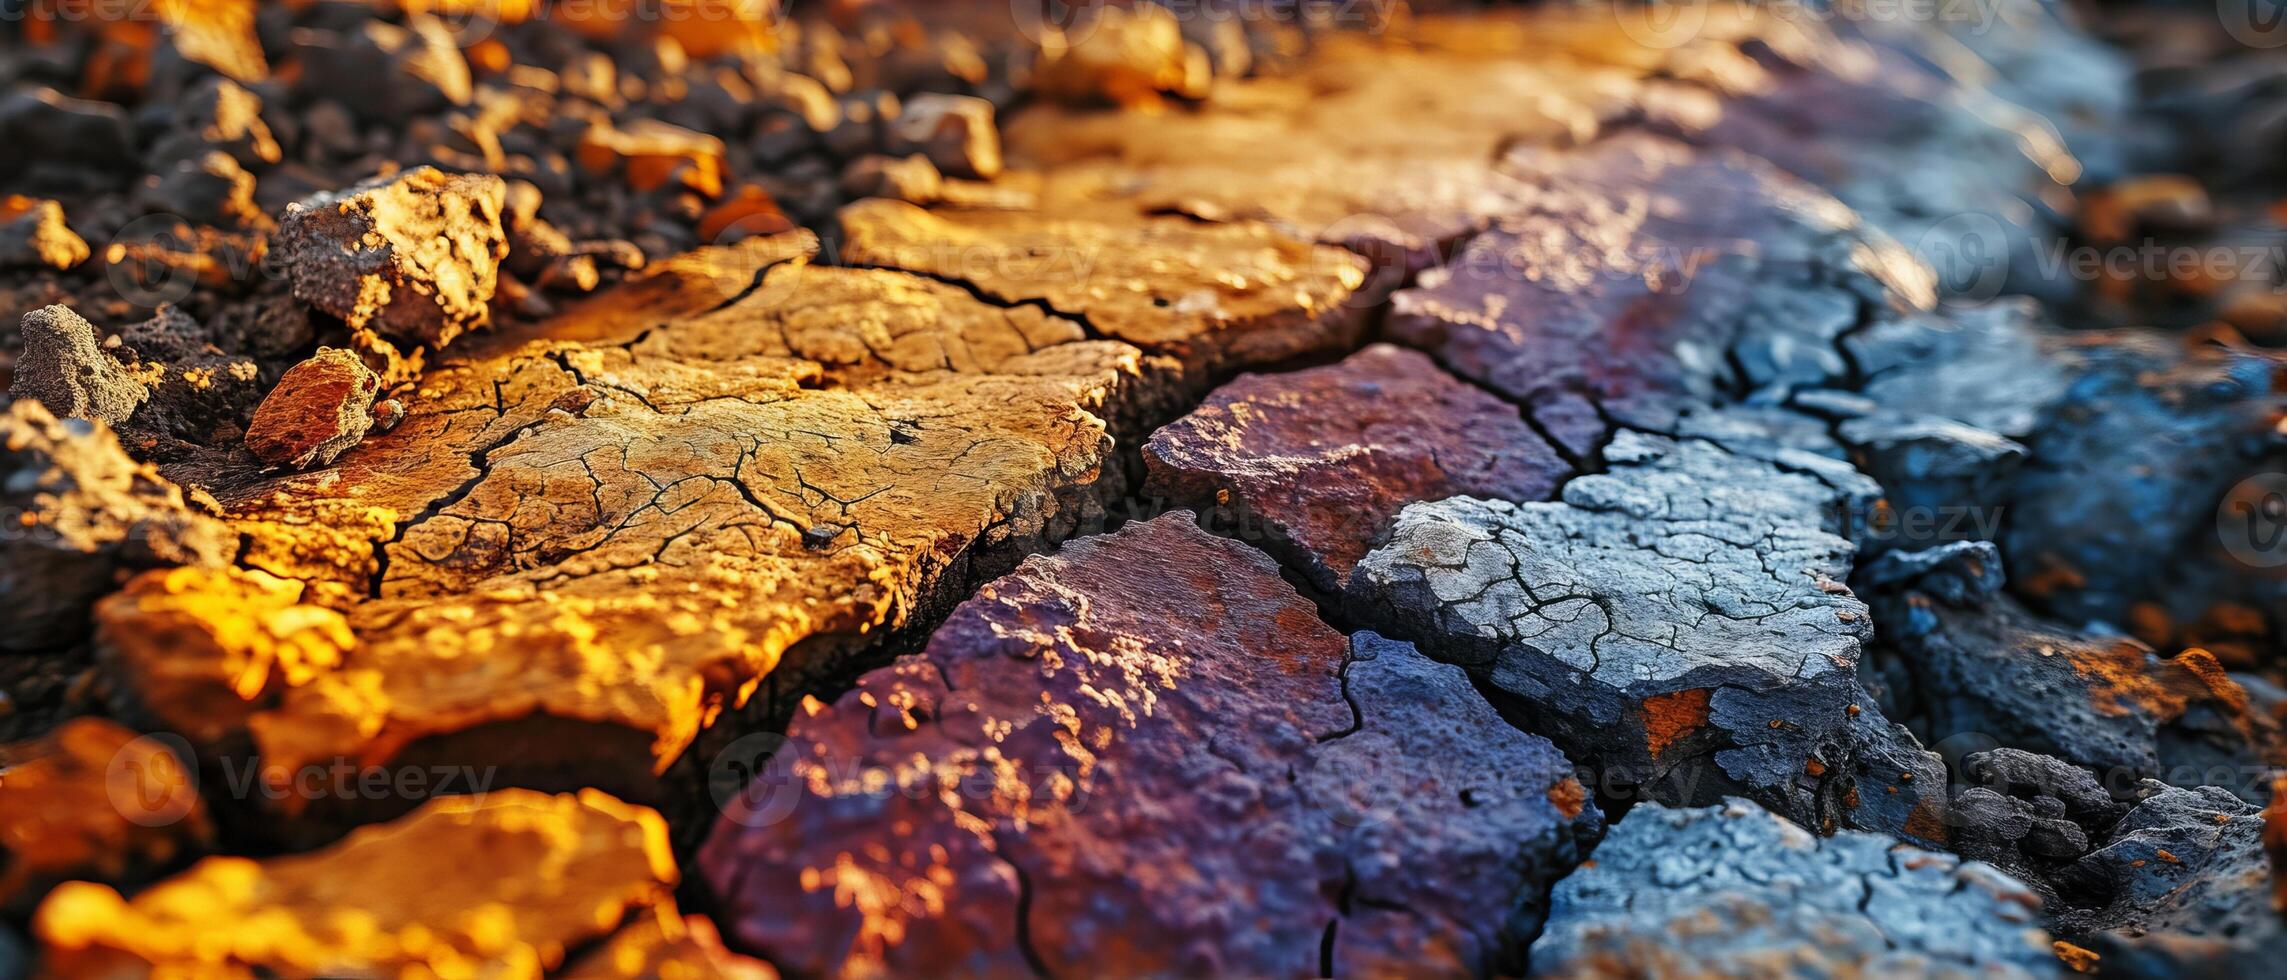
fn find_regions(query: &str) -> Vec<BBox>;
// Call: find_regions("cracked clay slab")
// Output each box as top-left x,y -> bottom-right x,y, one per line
1348,430 -> 1949,839
1534,799 -> 2055,978
111,215 -> 1368,824
700,513 -> 1599,978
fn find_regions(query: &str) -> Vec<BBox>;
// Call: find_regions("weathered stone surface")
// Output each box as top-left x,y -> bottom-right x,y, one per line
2000,335 -> 2287,665
1029,4 -> 1204,109
577,119 -> 727,198
702,515 -> 1597,977
244,348 -> 385,470
0,401 -> 233,653
1143,343 -> 1570,592
34,788 -> 676,977
1861,542 -> 2278,797
0,717 -> 212,913
0,88 -> 135,192
1389,132 -> 1932,462
1004,21 -> 1636,273
1534,799 -> 2055,978
291,17 -> 470,124
889,93 -> 1000,180
2051,784 -> 2284,977
274,166 -> 509,350
1845,304 -> 2287,662
1637,11 -> 2095,300
561,909 -> 778,980
1348,431 -> 1948,840
95,566 -> 353,750
114,229 -> 1272,813
10,304 -> 148,426
837,198 -> 1370,384
0,196 -> 90,271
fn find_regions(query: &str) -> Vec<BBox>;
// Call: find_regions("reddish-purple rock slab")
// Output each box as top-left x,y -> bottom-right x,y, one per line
1388,132 -> 1933,461
1141,343 -> 1570,592
700,513 -> 1596,977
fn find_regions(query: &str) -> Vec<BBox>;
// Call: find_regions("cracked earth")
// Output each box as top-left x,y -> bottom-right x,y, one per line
5,1 -> 2287,977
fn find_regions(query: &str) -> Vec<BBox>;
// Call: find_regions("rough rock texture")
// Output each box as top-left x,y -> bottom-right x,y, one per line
1635,3 -> 2108,301
2051,784 -> 2285,976
0,717 -> 213,914
273,167 -> 510,350
33,789 -> 677,978
561,910 -> 778,980
1388,132 -> 1933,462
11,305 -> 149,426
1843,304 -> 2287,663
889,94 -> 1001,180
1144,343 -> 1570,592
1861,542 -> 2278,798
0,196 -> 90,271
702,515 -> 1598,977
108,220 -> 1369,817
243,347 -> 385,469
1999,335 -> 2287,665
837,197 -> 1370,384
1534,799 -> 2055,978
0,401 -> 233,653
1348,431 -> 1948,841
95,566 -> 353,750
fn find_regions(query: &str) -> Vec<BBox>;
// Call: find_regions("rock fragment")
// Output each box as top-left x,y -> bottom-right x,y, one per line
292,17 -> 472,123
0,718 -> 212,914
95,566 -> 353,749
0,401 -> 231,652
561,910 -> 778,980
840,154 -> 943,204
702,515 -> 1597,977
1349,431 -> 1946,838
33,789 -> 676,977
2052,785 -> 2283,977
0,196 -> 91,271
243,348 -> 385,469
1389,133 -> 1932,456
10,305 -> 149,426
1144,343 -> 1570,591
145,77 -> 281,170
1031,4 -> 1205,108
1534,799 -> 2056,977
129,232 -> 1200,815
888,93 -> 1001,180
837,198 -> 1370,384
274,167 -> 509,350
1861,542 -> 2278,796
0,88 -> 136,191
577,119 -> 727,198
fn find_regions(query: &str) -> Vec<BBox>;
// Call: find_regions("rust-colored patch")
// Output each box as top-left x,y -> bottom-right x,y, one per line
2018,556 -> 2087,597
2156,848 -> 2180,864
1903,801 -> 1949,845
2053,940 -> 2100,974
1804,757 -> 1826,777
1547,777 -> 1587,820
1640,688 -> 1711,760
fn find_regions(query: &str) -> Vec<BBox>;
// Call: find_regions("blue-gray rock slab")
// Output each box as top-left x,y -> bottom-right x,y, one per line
1532,799 -> 2055,978
1346,430 -> 1950,841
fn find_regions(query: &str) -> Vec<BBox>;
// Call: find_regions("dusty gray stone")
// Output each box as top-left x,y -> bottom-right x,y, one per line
10,306 -> 148,426
1533,799 -> 2055,978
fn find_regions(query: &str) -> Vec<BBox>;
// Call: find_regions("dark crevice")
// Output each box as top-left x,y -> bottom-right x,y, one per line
834,259 -> 1113,343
